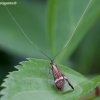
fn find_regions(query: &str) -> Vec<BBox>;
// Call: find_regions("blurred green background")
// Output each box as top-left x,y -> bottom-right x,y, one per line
0,0 -> 100,95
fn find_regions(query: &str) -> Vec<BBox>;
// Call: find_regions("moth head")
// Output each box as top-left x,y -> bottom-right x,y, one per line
50,61 -> 56,66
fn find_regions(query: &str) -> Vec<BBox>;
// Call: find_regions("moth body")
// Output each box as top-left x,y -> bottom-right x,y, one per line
50,61 -> 74,91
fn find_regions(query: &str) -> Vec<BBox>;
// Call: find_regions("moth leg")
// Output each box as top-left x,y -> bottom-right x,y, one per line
64,76 -> 74,90
46,66 -> 52,80
46,66 -> 51,74
48,66 -> 52,74
49,66 -> 51,74
45,66 -> 50,83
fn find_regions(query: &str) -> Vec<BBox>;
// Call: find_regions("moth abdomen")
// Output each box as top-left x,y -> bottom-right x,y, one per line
55,79 -> 65,91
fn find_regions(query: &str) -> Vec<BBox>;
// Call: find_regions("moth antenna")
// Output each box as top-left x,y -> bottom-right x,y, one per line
2,0 -> 52,61
3,0 -> 92,61
53,0 -> 92,61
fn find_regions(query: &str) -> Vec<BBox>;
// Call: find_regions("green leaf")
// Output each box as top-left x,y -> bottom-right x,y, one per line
1,58 -> 100,100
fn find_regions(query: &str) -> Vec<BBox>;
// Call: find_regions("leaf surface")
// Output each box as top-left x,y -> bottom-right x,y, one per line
1,58 -> 100,100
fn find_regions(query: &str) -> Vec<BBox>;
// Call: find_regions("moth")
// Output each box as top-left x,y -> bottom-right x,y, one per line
50,61 -> 74,91
3,0 -> 91,91
39,52 -> 74,90
38,51 -> 74,90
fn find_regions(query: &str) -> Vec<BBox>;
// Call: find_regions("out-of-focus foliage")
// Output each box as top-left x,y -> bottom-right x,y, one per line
72,17 -> 100,74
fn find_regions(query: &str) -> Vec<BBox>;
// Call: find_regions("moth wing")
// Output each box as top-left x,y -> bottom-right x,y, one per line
54,65 -> 74,90
55,75 -> 65,91
52,65 -> 65,91
64,76 -> 74,90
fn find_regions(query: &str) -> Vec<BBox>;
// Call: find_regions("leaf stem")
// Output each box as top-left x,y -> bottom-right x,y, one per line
95,86 -> 100,96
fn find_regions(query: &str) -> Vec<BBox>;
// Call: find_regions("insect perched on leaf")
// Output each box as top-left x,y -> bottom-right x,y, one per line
50,61 -> 74,90
39,51 -> 74,90
3,0 -> 91,91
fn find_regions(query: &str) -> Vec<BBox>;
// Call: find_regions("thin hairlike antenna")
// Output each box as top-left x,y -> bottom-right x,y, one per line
2,0 -> 52,61
52,0 -> 92,61
3,0 -> 92,62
